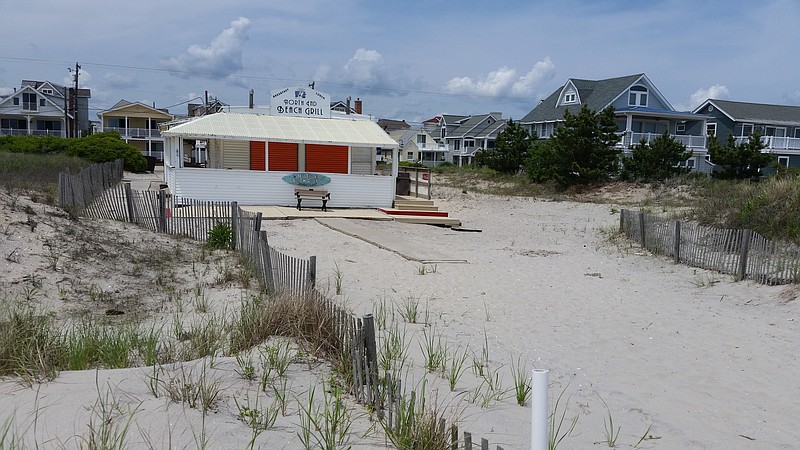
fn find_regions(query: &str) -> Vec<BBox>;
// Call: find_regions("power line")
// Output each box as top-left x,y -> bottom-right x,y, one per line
0,55 -> 536,103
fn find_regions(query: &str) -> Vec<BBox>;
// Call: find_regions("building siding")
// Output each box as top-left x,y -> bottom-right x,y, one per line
222,140 -> 249,170
250,141 -> 266,171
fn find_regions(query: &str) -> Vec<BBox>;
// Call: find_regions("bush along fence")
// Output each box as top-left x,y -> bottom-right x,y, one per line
57,159 -> 124,211
59,164 -> 501,447
620,209 -> 800,285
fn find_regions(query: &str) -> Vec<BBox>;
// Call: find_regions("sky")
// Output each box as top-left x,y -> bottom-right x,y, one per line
1,0 -> 799,124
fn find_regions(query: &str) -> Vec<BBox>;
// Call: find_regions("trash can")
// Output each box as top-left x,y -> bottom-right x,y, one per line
144,156 -> 157,173
396,172 -> 410,196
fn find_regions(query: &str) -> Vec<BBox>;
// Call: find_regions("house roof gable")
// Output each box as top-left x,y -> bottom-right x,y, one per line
520,73 -> 658,123
694,99 -> 800,125
98,100 -> 173,119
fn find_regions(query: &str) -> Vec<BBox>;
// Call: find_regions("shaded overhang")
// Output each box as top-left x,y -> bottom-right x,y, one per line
616,107 -> 710,122
162,112 -> 398,148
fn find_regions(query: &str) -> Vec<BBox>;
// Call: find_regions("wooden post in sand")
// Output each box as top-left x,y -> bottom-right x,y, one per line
157,189 -> 167,233
362,314 -> 381,417
738,229 -> 752,281
230,201 -> 238,250
308,255 -> 317,290
638,211 -> 646,247
673,220 -> 681,264
124,182 -> 135,223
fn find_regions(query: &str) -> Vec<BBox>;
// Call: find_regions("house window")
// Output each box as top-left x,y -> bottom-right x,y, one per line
407,152 -> 414,160
676,124 -> 686,133
564,92 -> 576,104
687,158 -> 695,168
464,139 -> 475,148
440,127 -> 446,139
40,99 -> 46,107
22,93 -> 38,111
778,156 -> 790,168
764,126 -> 786,137
706,123 -> 717,137
628,85 -> 648,107
540,123 -> 550,138
12,97 -> 19,106
41,88 -> 53,95
741,124 -> 753,137
416,134 -> 426,144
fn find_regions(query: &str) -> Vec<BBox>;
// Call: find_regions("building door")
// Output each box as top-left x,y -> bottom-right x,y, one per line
306,144 -> 348,174
250,141 -> 266,171
268,142 -> 298,171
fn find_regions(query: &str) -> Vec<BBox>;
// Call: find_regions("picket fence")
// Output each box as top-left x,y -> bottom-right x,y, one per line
620,209 -> 800,285
59,163 -> 505,449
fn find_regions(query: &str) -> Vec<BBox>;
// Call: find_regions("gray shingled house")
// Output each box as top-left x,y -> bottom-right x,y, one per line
520,73 -> 713,173
693,99 -> 800,172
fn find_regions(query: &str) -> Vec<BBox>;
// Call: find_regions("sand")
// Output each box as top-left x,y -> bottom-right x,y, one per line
1,178 -> 799,449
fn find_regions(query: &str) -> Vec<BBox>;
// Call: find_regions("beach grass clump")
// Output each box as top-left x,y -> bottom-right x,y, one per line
419,327 -> 447,373
380,380 -> 452,450
0,301 -> 62,380
691,177 -> 800,244
510,355 -> 532,406
0,151 -> 89,200
444,345 -> 470,391
297,382 -> 353,450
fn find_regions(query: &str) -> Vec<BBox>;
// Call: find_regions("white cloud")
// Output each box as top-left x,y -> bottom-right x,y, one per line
104,73 -> 139,89
443,58 -> 556,98
679,84 -> 730,111
318,49 -> 421,96
162,17 -> 251,79
0,87 -> 14,96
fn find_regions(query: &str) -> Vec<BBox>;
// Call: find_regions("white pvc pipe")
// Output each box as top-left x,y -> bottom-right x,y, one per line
531,369 -> 549,450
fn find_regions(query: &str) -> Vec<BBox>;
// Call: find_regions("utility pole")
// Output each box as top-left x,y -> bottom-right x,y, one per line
68,63 -> 80,137
73,63 -> 80,138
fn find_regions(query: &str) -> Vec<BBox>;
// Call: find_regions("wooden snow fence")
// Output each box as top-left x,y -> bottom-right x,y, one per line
620,209 -> 800,285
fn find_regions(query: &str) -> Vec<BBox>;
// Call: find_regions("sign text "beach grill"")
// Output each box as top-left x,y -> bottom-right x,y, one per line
270,87 -> 331,119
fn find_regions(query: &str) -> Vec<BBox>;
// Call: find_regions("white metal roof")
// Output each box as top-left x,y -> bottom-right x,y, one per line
162,112 -> 398,147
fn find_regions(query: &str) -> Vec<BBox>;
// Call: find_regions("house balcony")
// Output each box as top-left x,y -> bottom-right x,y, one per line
106,126 -> 163,139
735,136 -> 800,152
1,128 -> 64,137
618,132 -> 707,150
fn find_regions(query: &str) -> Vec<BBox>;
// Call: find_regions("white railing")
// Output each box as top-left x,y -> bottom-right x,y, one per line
106,126 -> 162,138
735,136 -> 800,151
619,132 -> 706,149
0,128 -> 63,137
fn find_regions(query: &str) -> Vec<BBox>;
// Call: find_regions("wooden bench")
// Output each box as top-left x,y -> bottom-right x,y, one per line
295,188 -> 330,211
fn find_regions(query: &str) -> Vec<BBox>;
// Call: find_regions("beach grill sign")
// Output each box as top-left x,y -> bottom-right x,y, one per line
270,86 -> 330,119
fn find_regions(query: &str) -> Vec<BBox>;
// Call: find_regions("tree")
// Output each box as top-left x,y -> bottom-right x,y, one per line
620,131 -> 692,182
708,129 -> 771,179
527,104 -> 621,186
476,120 -> 533,173
66,131 -> 148,172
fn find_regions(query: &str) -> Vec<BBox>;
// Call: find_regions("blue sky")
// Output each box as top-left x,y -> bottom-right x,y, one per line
1,0 -> 798,123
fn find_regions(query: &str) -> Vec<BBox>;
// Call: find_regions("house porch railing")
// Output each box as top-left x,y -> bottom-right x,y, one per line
1,128 -> 64,137
735,136 -> 800,151
618,132 -> 707,149
105,126 -> 163,139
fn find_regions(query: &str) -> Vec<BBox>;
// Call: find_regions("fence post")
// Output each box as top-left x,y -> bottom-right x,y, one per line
259,231 -> 275,294
308,255 -> 317,290
157,189 -> 167,233
619,209 -> 625,233
124,183 -> 135,223
638,211 -> 646,247
231,202 -> 238,251
738,229 -> 752,281
254,212 -> 263,232
362,314 -> 380,417
673,220 -> 681,264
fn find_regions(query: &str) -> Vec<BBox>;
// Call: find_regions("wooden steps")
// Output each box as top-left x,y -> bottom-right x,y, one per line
386,196 -> 460,227
378,208 -> 449,218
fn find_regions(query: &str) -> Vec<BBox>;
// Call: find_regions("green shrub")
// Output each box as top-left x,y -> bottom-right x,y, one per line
207,223 -> 233,250
66,132 -> 147,172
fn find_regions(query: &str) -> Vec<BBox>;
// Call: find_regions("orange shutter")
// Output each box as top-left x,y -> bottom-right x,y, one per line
268,142 -> 299,171
306,144 -> 348,174
249,141 -> 266,171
